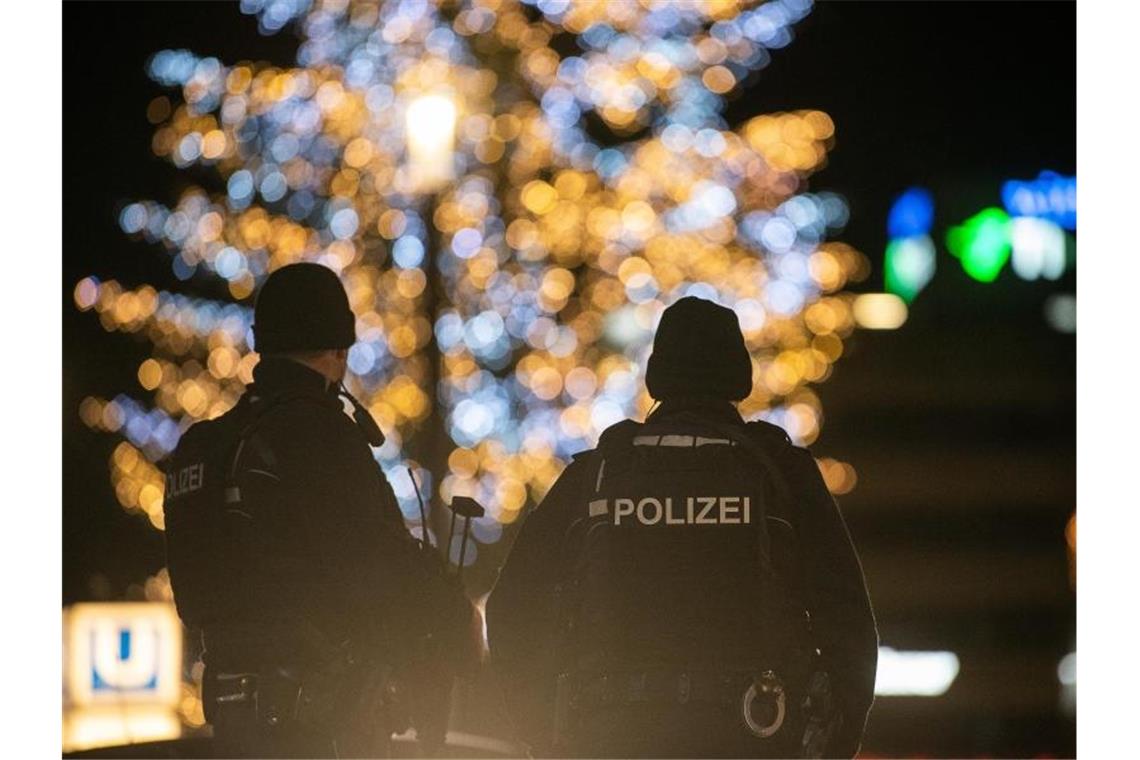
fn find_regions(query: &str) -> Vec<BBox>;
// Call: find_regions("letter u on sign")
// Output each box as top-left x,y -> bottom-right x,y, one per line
64,603 -> 182,708
90,622 -> 160,692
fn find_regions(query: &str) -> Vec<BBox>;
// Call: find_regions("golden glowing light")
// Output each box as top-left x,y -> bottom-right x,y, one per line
79,1 -> 871,616
853,293 -> 908,330
817,457 -> 859,496
406,93 -> 458,191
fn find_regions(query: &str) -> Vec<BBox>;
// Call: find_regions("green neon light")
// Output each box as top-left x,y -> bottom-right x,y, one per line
885,236 -> 936,303
946,207 -> 1011,283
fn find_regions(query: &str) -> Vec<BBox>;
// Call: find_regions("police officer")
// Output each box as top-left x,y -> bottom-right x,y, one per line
486,296 -> 878,758
162,263 -> 475,758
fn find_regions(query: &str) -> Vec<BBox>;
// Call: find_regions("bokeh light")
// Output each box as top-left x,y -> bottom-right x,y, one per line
886,187 -> 934,240
884,235 -> 935,303
1001,170 -> 1076,231
1010,216 -> 1066,281
852,293 -> 907,330
946,207 -> 1011,283
77,0 -> 870,579
1044,293 -> 1077,334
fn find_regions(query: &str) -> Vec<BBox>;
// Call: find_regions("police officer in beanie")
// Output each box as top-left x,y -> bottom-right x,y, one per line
162,263 -> 476,758
486,296 -> 878,758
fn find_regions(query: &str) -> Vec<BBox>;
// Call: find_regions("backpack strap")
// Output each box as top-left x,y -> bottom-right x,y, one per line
555,421 -> 646,665
742,422 -> 818,653
224,389 -> 324,511
705,418 -> 795,516
591,419 -> 644,494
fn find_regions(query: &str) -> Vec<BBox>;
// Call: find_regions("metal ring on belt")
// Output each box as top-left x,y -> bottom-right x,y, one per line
741,674 -> 786,739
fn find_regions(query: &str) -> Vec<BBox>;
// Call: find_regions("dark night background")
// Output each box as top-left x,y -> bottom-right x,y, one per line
63,2 -> 1076,756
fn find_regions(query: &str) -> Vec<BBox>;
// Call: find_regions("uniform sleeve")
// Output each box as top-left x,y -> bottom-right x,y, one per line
259,406 -> 473,660
784,447 -> 878,759
485,456 -> 591,750
320,416 -> 474,657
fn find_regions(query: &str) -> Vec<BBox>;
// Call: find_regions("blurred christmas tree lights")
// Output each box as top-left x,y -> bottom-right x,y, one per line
74,0 -> 872,576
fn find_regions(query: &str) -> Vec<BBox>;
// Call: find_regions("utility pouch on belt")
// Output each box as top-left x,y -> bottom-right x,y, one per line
221,642 -> 393,737
294,645 -> 389,734
799,670 -> 842,759
255,667 -> 303,728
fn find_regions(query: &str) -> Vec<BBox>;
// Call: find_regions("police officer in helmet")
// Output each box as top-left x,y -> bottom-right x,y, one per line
162,263 -> 475,758
486,295 -> 878,758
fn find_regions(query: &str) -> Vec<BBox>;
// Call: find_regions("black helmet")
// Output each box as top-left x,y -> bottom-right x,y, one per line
645,296 -> 753,401
252,263 -> 356,353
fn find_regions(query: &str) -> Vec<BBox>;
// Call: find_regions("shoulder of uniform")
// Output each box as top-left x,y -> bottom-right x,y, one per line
773,442 -> 826,490
256,389 -> 341,412
254,390 -> 346,425
597,418 -> 643,447
244,392 -> 366,453
167,410 -> 234,450
743,419 -> 793,450
785,444 -> 817,471
174,416 -> 211,441
570,446 -> 600,463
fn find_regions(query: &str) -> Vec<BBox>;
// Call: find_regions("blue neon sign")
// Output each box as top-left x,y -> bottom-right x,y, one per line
1001,170 -> 1076,231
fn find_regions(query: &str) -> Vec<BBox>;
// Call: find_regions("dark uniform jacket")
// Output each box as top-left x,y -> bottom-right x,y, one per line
163,357 -> 468,672
486,398 -> 878,757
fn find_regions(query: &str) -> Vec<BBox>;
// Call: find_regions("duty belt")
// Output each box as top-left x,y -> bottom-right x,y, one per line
567,668 -> 790,741
575,669 -> 746,706
208,655 -> 399,735
208,668 -> 304,728
212,671 -> 259,705
557,668 -> 835,757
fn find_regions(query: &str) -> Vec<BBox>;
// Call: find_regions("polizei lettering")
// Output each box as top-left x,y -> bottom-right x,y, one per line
607,496 -> 751,526
165,462 -> 205,499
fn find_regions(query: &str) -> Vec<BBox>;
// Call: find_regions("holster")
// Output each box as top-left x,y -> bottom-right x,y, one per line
798,670 -> 843,759
207,644 -> 397,740
255,666 -> 303,727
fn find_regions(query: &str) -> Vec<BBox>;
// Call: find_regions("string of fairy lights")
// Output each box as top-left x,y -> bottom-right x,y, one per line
74,0 -> 869,579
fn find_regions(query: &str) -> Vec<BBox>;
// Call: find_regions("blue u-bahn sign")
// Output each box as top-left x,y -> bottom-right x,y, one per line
65,603 -> 182,707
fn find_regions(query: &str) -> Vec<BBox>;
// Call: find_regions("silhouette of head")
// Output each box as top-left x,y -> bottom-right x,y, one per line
645,296 -> 752,401
253,263 -> 355,384
253,263 -> 355,354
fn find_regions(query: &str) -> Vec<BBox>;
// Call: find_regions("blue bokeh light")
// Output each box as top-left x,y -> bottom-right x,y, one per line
887,187 -> 935,239
1001,171 -> 1076,231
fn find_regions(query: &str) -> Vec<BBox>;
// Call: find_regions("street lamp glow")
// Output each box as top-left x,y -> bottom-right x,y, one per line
853,293 -> 908,330
1057,651 -> 1076,686
875,647 -> 960,697
406,94 -> 458,191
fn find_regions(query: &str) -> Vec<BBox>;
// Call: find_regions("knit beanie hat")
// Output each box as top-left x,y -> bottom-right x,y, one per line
645,296 -> 753,401
252,263 -> 356,353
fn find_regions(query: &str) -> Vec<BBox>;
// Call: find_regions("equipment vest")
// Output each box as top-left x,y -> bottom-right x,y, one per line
558,414 -> 807,676
162,391 -> 308,629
